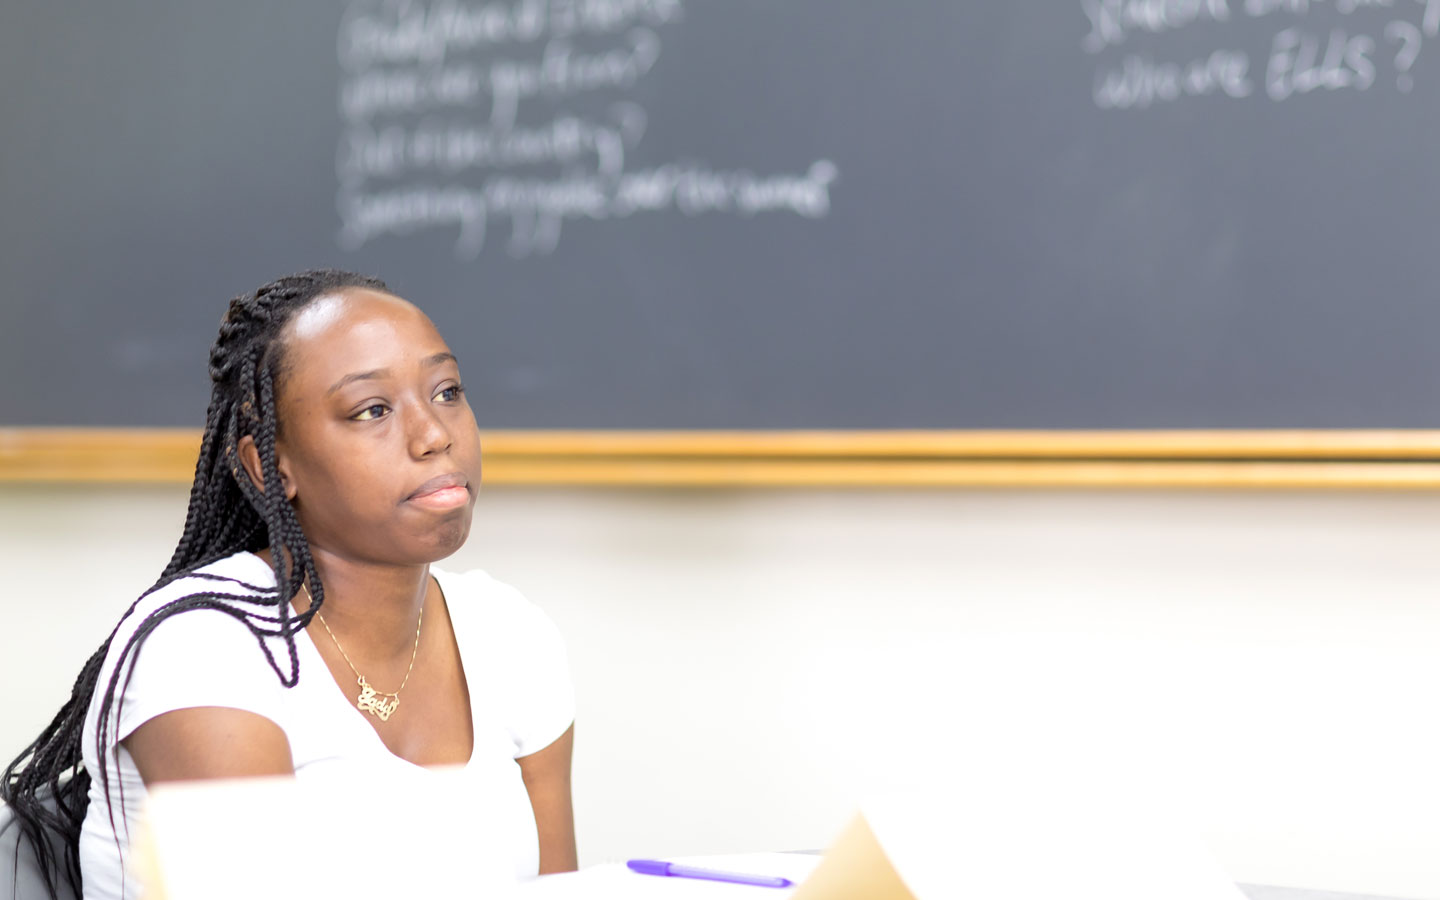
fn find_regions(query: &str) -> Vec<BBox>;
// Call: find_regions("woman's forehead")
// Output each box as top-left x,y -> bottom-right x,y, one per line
286,288 -> 428,342
280,289 -> 451,381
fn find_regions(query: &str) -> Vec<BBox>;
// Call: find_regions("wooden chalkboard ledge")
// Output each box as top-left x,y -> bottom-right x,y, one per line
6,428 -> 1440,488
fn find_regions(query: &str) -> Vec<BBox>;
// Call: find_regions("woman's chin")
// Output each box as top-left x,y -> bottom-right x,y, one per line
420,516 -> 473,562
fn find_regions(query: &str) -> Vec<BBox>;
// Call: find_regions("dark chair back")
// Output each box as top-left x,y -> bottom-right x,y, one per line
0,799 -> 79,900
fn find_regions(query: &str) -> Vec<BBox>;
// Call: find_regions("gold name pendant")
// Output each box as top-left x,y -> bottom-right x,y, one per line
356,676 -> 400,722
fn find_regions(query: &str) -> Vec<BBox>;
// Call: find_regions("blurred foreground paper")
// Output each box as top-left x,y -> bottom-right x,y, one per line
136,766 -> 518,899
794,764 -> 1247,900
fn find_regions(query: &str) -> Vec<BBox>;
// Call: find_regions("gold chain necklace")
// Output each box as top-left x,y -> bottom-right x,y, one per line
300,583 -> 422,723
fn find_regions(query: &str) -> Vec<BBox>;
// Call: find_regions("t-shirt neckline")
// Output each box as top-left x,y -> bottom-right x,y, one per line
237,551 -> 480,771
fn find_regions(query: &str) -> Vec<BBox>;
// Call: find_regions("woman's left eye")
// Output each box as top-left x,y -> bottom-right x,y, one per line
434,384 -> 465,402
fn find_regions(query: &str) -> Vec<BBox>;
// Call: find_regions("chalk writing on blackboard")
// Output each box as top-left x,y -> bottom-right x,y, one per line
335,0 -> 838,258
1084,0 -> 1440,109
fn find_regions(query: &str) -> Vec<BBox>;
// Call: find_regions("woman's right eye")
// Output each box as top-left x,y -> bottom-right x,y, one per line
352,404 -> 389,421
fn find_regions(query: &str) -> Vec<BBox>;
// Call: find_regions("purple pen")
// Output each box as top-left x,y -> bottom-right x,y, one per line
627,859 -> 795,888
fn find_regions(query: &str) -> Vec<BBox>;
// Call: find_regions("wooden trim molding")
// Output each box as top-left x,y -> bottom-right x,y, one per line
470,430 -> 1440,459
5,428 -> 1440,487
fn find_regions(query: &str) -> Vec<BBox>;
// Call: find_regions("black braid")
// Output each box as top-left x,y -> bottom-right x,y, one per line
1,269 -> 389,900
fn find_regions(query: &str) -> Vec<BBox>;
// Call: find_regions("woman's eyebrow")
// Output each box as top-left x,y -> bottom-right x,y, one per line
326,354 -> 458,395
328,368 -> 387,395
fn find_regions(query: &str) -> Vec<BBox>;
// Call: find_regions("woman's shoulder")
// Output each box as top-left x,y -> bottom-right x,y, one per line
109,551 -> 280,644
431,565 -> 562,644
433,566 -> 573,753
432,565 -> 529,611
112,550 -> 286,653
183,550 -> 278,595
86,551 -> 295,749
133,550 -> 277,608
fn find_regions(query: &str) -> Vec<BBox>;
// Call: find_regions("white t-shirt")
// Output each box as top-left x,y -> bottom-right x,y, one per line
77,551 -> 574,900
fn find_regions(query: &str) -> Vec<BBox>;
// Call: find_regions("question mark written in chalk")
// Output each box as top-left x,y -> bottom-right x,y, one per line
1387,20 -> 1423,92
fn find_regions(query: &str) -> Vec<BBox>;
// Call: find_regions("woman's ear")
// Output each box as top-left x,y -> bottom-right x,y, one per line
237,435 -> 296,501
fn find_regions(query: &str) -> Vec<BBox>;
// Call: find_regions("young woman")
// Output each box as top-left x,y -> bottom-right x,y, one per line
1,270 -> 576,900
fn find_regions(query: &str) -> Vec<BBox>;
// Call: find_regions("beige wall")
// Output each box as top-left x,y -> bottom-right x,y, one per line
1,484 -> 1437,898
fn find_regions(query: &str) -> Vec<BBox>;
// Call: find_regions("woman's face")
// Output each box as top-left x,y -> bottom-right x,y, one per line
269,288 -> 483,566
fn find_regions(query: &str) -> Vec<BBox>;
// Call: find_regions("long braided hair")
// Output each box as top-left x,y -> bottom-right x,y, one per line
1,269 -> 389,900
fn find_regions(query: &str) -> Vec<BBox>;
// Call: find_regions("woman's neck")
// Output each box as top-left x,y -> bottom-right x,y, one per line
263,546 -> 430,657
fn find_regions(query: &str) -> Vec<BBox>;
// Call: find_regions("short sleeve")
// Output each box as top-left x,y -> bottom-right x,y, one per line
438,569 -> 575,758
504,597 -> 576,757
105,602 -> 290,746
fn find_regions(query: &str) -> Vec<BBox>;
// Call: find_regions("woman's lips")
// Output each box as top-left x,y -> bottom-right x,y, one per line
407,485 -> 470,510
405,473 -> 469,509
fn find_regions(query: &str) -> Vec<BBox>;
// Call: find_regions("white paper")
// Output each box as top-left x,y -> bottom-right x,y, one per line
139,766 -> 518,900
